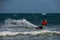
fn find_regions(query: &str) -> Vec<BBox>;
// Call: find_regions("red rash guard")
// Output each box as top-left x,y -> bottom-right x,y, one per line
42,20 -> 47,25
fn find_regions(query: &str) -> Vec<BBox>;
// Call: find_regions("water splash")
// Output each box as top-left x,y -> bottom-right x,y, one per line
4,18 -> 38,28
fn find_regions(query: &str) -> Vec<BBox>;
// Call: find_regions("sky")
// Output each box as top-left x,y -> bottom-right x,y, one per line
0,0 -> 60,13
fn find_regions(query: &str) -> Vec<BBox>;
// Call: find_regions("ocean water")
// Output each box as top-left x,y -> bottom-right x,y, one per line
0,13 -> 60,40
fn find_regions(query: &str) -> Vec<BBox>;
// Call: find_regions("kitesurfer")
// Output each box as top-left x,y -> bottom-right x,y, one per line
42,19 -> 47,27
36,19 -> 47,29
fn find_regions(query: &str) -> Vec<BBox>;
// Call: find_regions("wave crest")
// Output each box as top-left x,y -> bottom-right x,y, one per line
0,30 -> 60,36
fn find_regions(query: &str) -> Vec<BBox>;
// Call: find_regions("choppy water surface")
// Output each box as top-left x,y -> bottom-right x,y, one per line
0,13 -> 60,40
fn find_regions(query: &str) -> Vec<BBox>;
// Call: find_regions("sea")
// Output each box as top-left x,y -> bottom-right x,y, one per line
0,13 -> 60,40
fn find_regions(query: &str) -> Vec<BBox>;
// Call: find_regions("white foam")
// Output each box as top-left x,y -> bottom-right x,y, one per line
0,30 -> 60,36
4,18 -> 38,27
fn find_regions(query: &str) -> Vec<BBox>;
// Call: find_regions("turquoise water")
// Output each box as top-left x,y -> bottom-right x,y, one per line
0,13 -> 60,40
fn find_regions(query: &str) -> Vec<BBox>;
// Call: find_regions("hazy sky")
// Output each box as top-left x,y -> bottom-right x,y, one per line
0,0 -> 60,13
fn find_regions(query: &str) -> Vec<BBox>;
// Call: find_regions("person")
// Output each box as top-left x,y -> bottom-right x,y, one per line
41,19 -> 47,29
42,20 -> 47,26
36,19 -> 47,29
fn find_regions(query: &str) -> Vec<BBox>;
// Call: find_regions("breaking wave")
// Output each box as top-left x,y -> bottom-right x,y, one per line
0,30 -> 60,36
